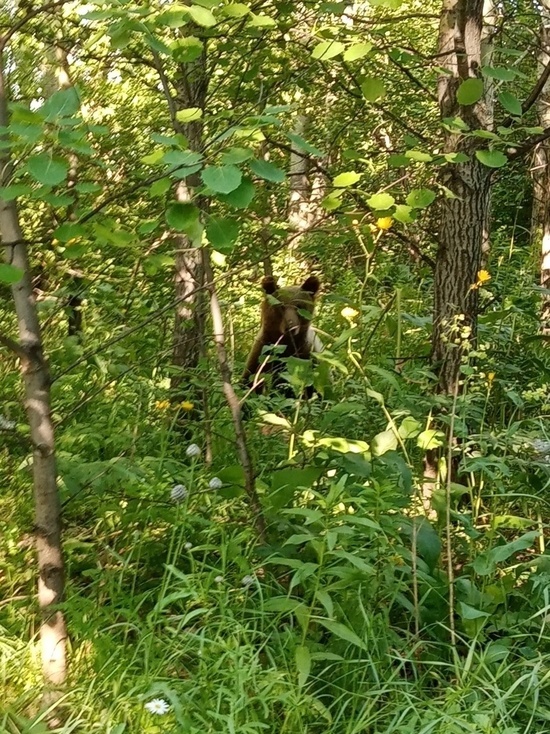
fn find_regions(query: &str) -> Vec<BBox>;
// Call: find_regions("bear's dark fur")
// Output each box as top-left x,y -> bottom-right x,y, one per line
242,274 -> 322,395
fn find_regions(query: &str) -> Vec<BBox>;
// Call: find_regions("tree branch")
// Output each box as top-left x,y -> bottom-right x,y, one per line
502,59 -> 550,129
0,331 -> 26,360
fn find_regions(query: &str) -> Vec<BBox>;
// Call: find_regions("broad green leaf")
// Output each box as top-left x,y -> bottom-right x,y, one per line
415,518 -> 441,571
333,171 -> 361,187
222,3 -> 250,17
27,155 -> 68,186
0,263 -> 24,284
217,177 -> 255,208
201,164 -> 242,193
417,428 -> 444,450
42,192 -> 74,206
171,37 -> 204,63
0,184 -> 32,200
367,192 -> 395,210
482,66 -> 516,81
498,91 -> 522,116
142,150 -> 164,165
176,107 -> 203,123
93,223 -> 134,247
369,0 -> 403,7
456,78 -> 484,105
150,177 -> 171,197
53,222 -> 87,242
317,619 -> 368,651
459,602 -> 490,620
248,13 -> 277,26
205,216 -> 239,251
287,132 -> 323,157
295,646 -> 311,688
311,40 -> 345,60
393,204 -> 415,223
249,158 -> 285,183
156,8 -> 188,27
269,467 -> 322,510
405,150 -> 433,162
475,149 -> 507,168
75,182 -> 102,194
372,429 -> 398,456
444,152 -> 470,164
221,147 -> 253,165
472,530 -> 538,575
321,191 -> 343,210
41,87 -> 80,121
163,149 -> 203,169
399,416 -> 421,439
406,188 -> 436,209
361,77 -> 386,102
165,202 -> 201,233
343,42 -> 372,61
388,154 -> 411,168
187,4 -> 217,26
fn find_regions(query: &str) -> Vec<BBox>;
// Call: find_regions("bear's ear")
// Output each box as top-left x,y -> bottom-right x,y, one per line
301,275 -> 320,296
261,276 -> 279,295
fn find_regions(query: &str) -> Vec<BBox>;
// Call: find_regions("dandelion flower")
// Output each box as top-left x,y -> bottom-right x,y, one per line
145,698 -> 170,715
179,401 -> 194,411
487,372 -> 495,384
171,484 -> 187,503
242,574 -> 255,587
209,477 -> 223,490
376,217 -> 393,230
155,400 -> 170,411
186,443 -> 201,458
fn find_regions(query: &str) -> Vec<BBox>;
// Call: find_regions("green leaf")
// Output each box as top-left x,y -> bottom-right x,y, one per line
53,222 -> 87,242
417,429 -> 444,450
201,164 -> 242,193
388,154 -> 411,168
367,192 -> 395,210
405,150 -> 433,162
220,147 -> 253,165
475,149 -> 507,168
175,107 -> 203,123
41,87 -> 80,121
472,531 -> 538,576
221,3 -> 250,17
456,78 -> 484,105
249,158 -> 285,183
393,204 -> 415,223
269,467 -> 322,510
317,619 -> 368,651
415,518 -> 441,571
311,40 -> 345,60
372,429 -> 398,456
287,132 -> 324,157
187,4 -> 217,26
165,202 -> 201,234
217,177 -> 255,208
343,42 -> 372,61
75,182 -> 102,194
27,155 -> 68,186
321,191 -> 343,211
333,171 -> 361,187
205,216 -> 239,251
248,13 -> 277,27
406,188 -> 436,209
150,178 -> 171,197
0,263 -> 24,284
482,66 -> 516,81
0,184 -> 32,200
295,646 -> 311,688
498,91 -> 522,117
459,602 -> 490,620
163,149 -> 203,169
361,77 -> 386,102
156,8 -> 188,27
170,37 -> 204,63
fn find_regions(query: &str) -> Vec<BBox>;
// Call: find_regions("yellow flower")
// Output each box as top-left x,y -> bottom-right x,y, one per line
376,217 -> 393,230
341,306 -> 359,322
477,269 -> 491,285
155,400 -> 170,411
487,372 -> 495,384
179,401 -> 194,412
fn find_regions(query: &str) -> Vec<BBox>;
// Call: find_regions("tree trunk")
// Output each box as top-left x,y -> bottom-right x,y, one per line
0,52 -> 67,695
169,49 -> 208,393
533,0 -> 550,335
432,0 -> 493,395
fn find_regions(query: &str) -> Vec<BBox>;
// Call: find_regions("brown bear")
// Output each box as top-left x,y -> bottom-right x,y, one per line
242,274 -> 323,396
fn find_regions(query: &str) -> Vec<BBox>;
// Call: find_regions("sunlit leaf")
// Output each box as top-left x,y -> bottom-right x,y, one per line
406,188 -> 436,209
333,171 -> 361,187
361,77 -> 386,102
367,192 -> 395,210
201,164 -> 242,193
311,40 -> 345,60
27,155 -> 68,186
343,42 -> 372,61
475,149 -> 507,168
0,263 -> 24,284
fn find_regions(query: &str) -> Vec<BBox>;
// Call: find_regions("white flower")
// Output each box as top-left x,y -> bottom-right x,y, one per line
214,575 -> 224,584
186,443 -> 201,458
184,542 -> 193,550
209,477 -> 223,490
171,484 -> 187,503
241,575 -> 255,587
145,698 -> 170,715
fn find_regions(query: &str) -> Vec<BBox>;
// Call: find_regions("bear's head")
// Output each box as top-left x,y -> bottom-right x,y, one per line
261,275 -> 320,341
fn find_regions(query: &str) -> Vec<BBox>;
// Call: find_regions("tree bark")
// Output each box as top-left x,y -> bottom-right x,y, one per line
432,0 -> 493,395
0,51 -> 67,694
533,0 -> 550,335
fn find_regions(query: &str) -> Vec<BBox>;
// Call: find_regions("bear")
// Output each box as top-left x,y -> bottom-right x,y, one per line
242,274 -> 323,398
